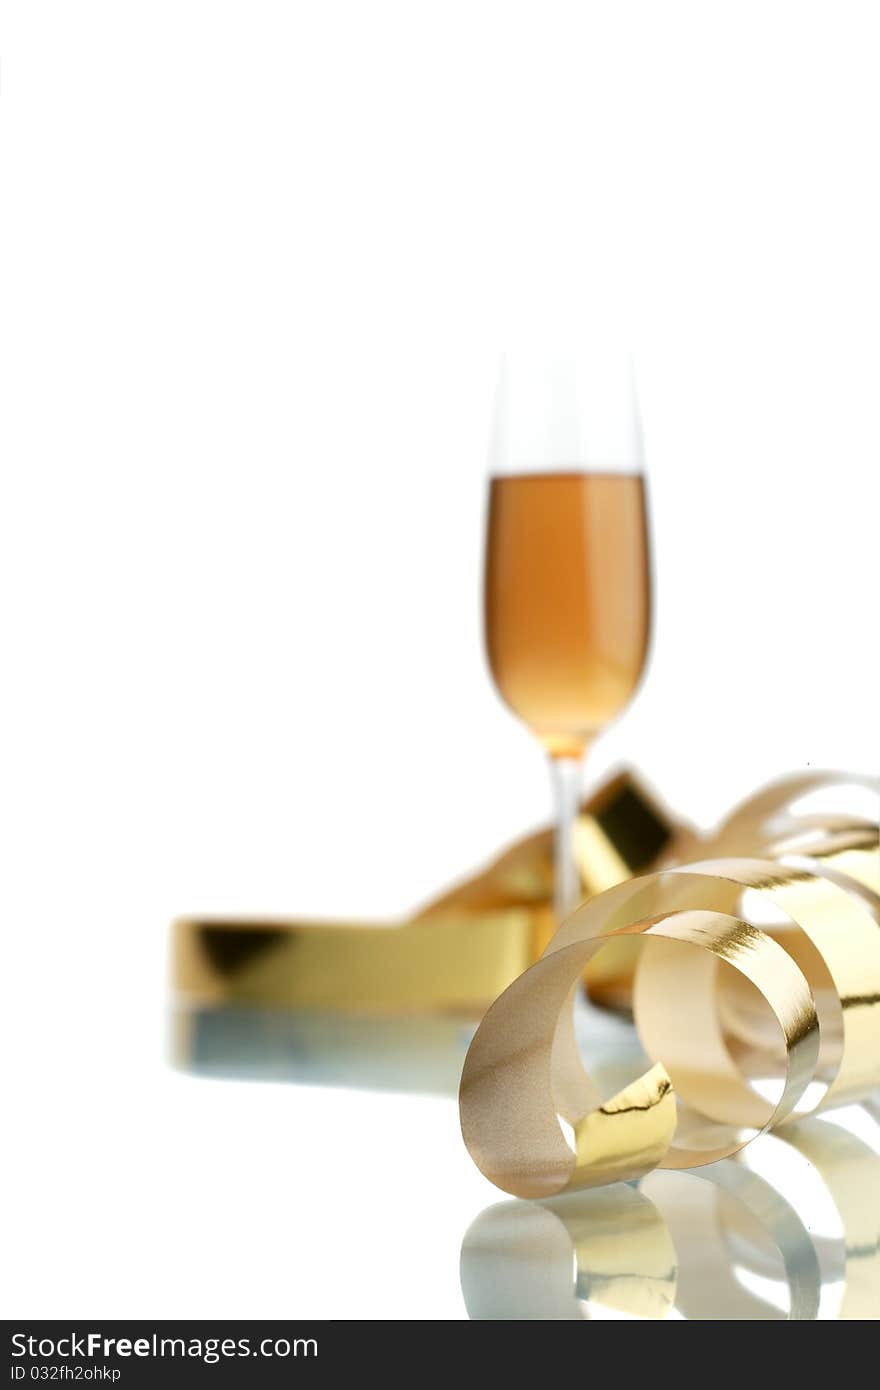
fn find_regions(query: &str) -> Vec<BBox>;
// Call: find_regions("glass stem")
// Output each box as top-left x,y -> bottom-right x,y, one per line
549,753 -> 583,927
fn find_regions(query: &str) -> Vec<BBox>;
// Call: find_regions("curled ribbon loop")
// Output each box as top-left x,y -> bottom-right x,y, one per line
460,849 -> 880,1197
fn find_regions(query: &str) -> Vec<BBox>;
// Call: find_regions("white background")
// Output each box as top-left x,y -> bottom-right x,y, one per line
1,2 -> 878,1319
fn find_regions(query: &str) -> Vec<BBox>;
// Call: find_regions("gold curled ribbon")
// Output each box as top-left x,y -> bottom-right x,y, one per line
703,771 -> 878,860
459,850 -> 880,1197
584,770 -> 880,1013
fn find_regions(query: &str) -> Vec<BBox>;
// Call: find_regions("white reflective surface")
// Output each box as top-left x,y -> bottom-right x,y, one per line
171,1000 -> 879,1319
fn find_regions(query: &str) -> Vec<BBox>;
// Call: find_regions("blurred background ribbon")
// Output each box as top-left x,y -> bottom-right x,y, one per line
171,766 -> 682,1022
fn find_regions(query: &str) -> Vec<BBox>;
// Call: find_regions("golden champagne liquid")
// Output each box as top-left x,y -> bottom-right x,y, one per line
485,472 -> 650,759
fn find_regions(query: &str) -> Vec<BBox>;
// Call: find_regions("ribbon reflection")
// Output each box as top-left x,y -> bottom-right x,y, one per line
460,1116 -> 879,1320
171,1005 -> 473,1096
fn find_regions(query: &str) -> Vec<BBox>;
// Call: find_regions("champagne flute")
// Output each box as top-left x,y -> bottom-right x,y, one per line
483,348 -> 651,926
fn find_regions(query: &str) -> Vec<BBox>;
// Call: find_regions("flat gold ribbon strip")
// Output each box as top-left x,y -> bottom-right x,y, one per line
460,847 -> 880,1196
172,769 -> 679,1017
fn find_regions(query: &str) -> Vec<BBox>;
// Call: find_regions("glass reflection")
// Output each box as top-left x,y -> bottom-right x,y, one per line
460,1115 -> 880,1320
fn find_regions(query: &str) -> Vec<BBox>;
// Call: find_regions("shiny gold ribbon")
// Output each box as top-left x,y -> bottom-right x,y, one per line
460,808 -> 880,1195
583,770 -> 880,1012
172,769 -> 679,1017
